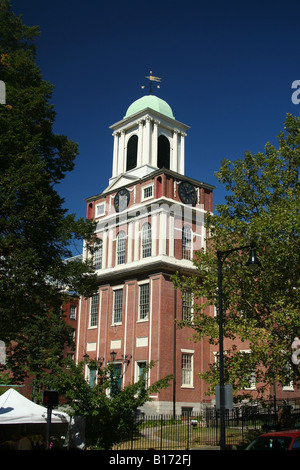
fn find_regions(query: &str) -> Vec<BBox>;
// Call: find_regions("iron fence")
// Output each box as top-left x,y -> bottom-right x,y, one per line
113,405 -> 300,450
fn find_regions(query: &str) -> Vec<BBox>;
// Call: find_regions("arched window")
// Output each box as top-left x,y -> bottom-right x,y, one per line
94,240 -> 103,270
117,231 -> 126,264
157,135 -> 170,169
126,135 -> 138,171
141,223 -> 151,258
182,226 -> 192,260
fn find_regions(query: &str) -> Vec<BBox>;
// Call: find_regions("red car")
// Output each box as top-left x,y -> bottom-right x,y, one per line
245,429 -> 300,450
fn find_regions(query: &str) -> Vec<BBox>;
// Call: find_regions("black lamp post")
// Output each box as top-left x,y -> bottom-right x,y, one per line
217,242 -> 260,450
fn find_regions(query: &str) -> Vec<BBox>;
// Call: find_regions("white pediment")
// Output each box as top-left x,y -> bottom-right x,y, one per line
104,164 -> 157,193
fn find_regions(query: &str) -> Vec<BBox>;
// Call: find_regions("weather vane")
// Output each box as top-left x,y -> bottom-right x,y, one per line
141,71 -> 161,95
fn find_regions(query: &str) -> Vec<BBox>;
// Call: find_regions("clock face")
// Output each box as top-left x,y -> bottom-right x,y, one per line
114,188 -> 130,212
178,181 -> 197,205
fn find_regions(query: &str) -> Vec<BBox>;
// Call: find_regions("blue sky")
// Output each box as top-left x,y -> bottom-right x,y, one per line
10,0 -> 300,254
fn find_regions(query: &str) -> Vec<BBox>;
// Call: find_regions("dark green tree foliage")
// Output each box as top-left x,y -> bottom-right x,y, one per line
40,358 -> 172,449
0,1 -> 98,382
173,114 -> 300,399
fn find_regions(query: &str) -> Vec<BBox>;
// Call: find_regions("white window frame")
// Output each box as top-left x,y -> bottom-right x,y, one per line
94,239 -> 103,270
241,350 -> 256,390
134,360 -> 147,384
141,183 -> 154,201
69,304 -> 77,320
116,231 -> 126,265
141,223 -> 151,258
181,349 -> 194,388
138,282 -> 150,322
85,365 -> 96,388
95,202 -> 106,218
282,362 -> 294,391
112,287 -> 123,325
182,291 -> 193,321
89,294 -> 99,328
182,225 -> 192,260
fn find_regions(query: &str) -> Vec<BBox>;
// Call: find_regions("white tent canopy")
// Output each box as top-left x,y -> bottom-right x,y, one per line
0,388 -> 69,424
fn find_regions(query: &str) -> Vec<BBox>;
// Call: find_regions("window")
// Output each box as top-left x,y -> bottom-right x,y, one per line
89,294 -> 99,328
241,350 -> 256,390
88,367 -> 96,388
94,240 -> 102,269
182,407 -> 193,417
142,184 -> 153,201
95,202 -> 105,218
139,283 -> 149,321
117,231 -> 126,264
246,371 -> 256,390
157,135 -> 170,169
141,223 -> 151,258
111,363 -> 122,396
126,135 -> 138,171
292,437 -> 300,450
136,361 -> 147,390
181,353 -> 193,387
113,289 -> 123,324
69,304 -> 77,320
182,226 -> 192,260
182,291 -> 193,321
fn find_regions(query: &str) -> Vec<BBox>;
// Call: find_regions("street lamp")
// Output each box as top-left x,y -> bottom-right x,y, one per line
110,351 -> 117,362
217,242 -> 260,450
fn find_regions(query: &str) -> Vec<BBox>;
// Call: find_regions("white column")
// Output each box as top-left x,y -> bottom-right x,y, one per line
144,116 -> 151,165
152,120 -> 159,167
168,213 -> 174,257
127,222 -> 133,263
179,132 -> 186,175
159,211 -> 167,255
118,130 -> 125,174
102,230 -> 107,269
96,290 -> 102,368
112,132 -> 119,177
107,229 -> 113,268
134,221 -> 139,261
172,129 -> 178,172
137,119 -> 143,167
122,283 -> 129,386
151,213 -> 157,257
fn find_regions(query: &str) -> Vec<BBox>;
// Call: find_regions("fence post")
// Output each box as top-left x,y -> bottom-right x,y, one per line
216,409 -> 218,446
186,415 -> 189,450
160,415 -> 163,450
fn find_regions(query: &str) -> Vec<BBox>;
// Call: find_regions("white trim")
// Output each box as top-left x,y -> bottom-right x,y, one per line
181,350 -> 194,388
95,202 -> 106,218
141,183 -> 154,201
112,286 -> 123,325
137,282 -> 150,322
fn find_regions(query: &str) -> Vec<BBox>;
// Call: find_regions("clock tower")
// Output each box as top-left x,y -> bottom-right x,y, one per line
107,93 -> 189,192
76,85 -> 215,414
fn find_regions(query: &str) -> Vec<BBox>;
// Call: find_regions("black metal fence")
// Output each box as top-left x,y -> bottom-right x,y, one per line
113,404 -> 300,450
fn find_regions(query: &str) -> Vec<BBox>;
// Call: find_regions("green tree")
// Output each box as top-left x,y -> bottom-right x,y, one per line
0,1 -> 98,383
173,113 -> 300,400
39,357 -> 172,450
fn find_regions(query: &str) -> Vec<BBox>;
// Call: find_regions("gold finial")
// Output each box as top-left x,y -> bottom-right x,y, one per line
141,71 -> 161,94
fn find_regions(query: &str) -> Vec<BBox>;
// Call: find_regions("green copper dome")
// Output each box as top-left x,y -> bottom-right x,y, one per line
125,95 -> 175,119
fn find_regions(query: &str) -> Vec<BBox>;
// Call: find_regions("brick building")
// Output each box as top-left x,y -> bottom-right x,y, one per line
75,91 -> 300,413
74,91 -> 217,414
